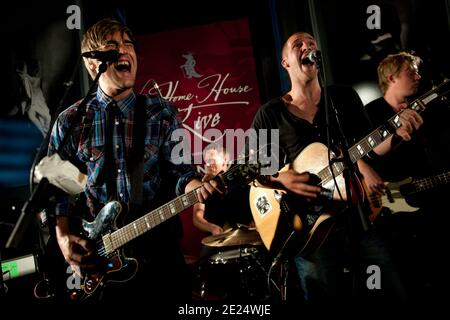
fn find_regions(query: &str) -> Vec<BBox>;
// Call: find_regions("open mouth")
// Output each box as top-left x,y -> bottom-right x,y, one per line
114,60 -> 131,72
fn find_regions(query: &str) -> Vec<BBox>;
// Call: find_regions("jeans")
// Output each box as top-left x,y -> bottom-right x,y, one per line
294,219 -> 407,302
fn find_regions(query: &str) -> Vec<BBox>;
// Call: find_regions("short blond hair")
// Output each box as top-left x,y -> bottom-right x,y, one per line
377,52 -> 422,94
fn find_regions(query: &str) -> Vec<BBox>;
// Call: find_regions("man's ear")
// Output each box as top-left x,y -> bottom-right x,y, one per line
387,74 -> 396,84
281,58 -> 289,69
83,58 -> 97,74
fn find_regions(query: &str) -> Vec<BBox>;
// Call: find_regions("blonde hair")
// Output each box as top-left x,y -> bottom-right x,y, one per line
377,52 -> 422,94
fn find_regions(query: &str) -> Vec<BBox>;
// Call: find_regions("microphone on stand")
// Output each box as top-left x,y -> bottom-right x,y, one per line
81,50 -> 120,62
302,50 -> 321,65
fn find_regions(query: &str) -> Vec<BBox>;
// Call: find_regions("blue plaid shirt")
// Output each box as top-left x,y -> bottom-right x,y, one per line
48,88 -> 198,217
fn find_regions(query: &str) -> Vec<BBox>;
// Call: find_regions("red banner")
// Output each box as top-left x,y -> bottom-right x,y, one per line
135,19 -> 261,258
135,18 -> 261,167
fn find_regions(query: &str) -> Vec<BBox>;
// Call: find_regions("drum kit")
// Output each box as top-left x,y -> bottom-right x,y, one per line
201,226 -> 263,248
195,225 -> 270,300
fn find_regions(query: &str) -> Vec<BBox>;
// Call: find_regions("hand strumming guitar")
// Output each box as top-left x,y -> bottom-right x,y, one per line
258,169 -> 322,200
56,216 -> 95,275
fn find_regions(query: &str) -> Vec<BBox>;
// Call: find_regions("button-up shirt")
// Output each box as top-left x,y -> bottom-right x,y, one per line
48,88 -> 198,217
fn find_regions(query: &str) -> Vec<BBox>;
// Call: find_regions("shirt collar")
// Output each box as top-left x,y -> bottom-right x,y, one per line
96,87 -> 136,115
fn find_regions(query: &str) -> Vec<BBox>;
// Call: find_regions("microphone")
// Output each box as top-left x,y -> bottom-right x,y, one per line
302,50 -> 321,65
81,50 -> 120,62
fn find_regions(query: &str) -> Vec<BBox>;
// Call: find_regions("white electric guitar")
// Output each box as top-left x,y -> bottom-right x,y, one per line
368,171 -> 450,221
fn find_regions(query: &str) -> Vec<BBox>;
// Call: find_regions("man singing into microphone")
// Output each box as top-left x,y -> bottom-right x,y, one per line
248,32 -> 419,302
47,18 -> 221,303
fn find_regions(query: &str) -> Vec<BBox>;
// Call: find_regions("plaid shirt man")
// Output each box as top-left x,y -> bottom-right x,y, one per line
48,87 -> 198,217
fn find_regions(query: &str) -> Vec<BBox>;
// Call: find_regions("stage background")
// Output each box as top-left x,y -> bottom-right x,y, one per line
135,18 -> 261,259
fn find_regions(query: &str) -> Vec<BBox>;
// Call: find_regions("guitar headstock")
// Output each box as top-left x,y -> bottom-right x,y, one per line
410,78 -> 450,112
218,160 -> 262,187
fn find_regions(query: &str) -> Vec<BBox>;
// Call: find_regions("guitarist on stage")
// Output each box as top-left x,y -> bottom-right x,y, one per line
47,18 -> 222,303
248,32 -> 422,302
364,52 -> 450,300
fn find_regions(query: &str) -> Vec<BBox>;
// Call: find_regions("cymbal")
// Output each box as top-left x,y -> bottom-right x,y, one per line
202,227 -> 262,247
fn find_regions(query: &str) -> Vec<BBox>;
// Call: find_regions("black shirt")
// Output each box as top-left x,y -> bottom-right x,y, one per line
364,96 -> 450,181
251,85 -> 370,169
364,95 -> 450,214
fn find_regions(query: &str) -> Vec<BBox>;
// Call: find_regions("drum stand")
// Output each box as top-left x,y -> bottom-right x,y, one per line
267,230 -> 296,300
266,257 -> 289,300
280,260 -> 289,300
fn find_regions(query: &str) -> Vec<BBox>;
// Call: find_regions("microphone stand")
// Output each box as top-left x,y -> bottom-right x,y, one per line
315,53 -> 369,232
4,61 -> 110,296
315,53 -> 370,297
1,57 -> 78,301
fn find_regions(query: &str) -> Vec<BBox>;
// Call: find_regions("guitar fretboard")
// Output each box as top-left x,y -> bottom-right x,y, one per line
412,171 -> 450,193
316,116 -> 401,185
317,79 -> 449,185
104,189 -> 199,253
101,161 -> 260,254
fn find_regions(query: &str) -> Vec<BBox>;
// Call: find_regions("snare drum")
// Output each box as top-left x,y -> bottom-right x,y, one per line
208,247 -> 258,265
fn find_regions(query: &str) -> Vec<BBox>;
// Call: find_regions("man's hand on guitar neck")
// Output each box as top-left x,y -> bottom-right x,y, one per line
374,109 -> 423,156
395,108 -> 423,141
266,169 -> 322,200
185,178 -> 225,203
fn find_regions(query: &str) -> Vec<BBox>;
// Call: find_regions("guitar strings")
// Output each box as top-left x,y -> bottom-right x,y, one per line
103,159 -> 260,253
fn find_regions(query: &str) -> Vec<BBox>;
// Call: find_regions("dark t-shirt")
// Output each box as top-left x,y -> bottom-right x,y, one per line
251,85 -> 370,169
364,96 -> 450,181
364,96 -> 450,213
249,85 -> 373,236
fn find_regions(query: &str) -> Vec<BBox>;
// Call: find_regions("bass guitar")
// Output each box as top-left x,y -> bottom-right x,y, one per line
71,161 -> 261,300
367,170 -> 450,221
250,79 -> 450,255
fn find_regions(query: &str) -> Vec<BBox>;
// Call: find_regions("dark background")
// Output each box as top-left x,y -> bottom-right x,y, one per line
4,0 -> 449,121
